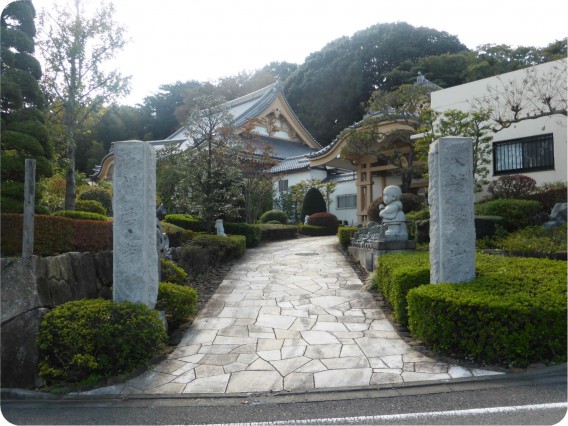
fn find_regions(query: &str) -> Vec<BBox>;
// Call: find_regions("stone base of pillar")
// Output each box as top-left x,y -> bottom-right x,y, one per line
349,241 -> 416,272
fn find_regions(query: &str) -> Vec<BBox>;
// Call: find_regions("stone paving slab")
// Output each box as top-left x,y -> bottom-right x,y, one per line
83,236 -> 503,395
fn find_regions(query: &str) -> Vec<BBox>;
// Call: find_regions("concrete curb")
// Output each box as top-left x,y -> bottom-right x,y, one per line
3,363 -> 565,404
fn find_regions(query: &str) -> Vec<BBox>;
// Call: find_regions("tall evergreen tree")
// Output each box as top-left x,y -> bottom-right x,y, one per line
1,0 -> 51,212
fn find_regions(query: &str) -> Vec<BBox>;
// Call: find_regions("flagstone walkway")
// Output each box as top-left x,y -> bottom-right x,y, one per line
85,236 -> 501,395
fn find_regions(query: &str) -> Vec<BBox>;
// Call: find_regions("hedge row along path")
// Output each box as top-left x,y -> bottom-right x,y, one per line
78,236 -> 502,395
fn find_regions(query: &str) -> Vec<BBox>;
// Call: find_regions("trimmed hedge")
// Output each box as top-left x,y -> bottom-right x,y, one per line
160,222 -> 195,247
338,226 -> 358,249
259,210 -> 288,224
75,200 -> 107,216
37,299 -> 167,385
224,222 -> 261,248
406,253 -> 566,366
497,225 -> 567,257
474,199 -> 544,232
257,223 -> 297,241
164,214 -> 207,232
157,282 -> 197,329
53,210 -> 108,221
78,187 -> 113,215
161,258 -> 187,285
189,234 -> 246,265
308,212 -> 339,235
375,252 -> 431,325
1,214 -> 112,256
298,224 -> 328,236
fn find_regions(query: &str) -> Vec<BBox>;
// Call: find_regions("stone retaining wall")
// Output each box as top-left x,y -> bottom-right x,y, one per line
1,251 -> 113,389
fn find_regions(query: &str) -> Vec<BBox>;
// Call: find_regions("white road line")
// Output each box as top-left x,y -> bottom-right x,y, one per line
204,402 -> 568,425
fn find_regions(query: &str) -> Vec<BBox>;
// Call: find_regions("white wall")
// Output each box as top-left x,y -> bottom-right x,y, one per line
329,179 -> 358,226
431,60 -> 567,200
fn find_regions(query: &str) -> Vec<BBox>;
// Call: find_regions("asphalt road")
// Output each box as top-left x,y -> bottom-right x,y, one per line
2,365 -> 566,425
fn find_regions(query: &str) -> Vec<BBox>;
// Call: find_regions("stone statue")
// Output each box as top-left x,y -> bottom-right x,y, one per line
379,185 -> 408,240
156,203 -> 167,221
215,219 -> 227,237
543,202 -> 567,229
304,215 -> 310,225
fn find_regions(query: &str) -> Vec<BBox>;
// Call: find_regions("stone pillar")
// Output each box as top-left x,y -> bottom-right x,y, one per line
113,141 -> 158,308
22,159 -> 36,258
428,137 -> 476,284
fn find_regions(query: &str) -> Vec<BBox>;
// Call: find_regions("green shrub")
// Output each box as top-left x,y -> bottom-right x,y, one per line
338,226 -> 358,249
189,234 -> 246,265
407,254 -> 566,366
224,222 -> 261,248
375,251 -> 431,325
160,222 -> 195,247
487,174 -> 537,200
259,210 -> 288,224
157,282 -> 197,329
161,258 -> 187,285
405,209 -> 430,240
179,245 -> 210,276
298,224 -> 328,236
257,223 -> 297,241
53,210 -> 108,221
475,216 -> 505,239
497,225 -> 567,257
164,214 -> 207,232
75,200 -> 107,216
78,187 -> 112,215
37,299 -> 167,385
474,199 -> 544,232
266,220 -> 282,224
1,214 -> 112,256
308,212 -> 339,235
301,187 -> 326,219
527,181 -> 568,213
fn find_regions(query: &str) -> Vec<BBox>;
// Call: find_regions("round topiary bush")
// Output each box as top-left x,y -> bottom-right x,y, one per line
301,187 -> 326,219
75,199 -> 107,216
37,299 -> 167,385
308,212 -> 339,235
78,187 -> 113,215
474,199 -> 545,232
259,210 -> 288,224
157,282 -> 198,329
487,174 -> 537,200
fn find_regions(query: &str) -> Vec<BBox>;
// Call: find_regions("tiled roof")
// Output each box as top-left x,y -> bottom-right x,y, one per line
268,155 -> 311,173
322,172 -> 357,183
247,135 -> 318,160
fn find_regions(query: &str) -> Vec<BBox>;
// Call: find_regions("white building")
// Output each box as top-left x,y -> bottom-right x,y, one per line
431,59 -> 567,199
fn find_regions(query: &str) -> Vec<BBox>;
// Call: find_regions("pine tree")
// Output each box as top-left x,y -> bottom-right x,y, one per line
1,0 -> 51,212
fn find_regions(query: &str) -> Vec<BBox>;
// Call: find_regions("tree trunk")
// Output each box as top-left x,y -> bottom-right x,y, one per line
64,144 -> 76,210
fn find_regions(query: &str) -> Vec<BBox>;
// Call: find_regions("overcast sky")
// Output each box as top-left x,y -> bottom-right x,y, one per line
25,0 -> 568,105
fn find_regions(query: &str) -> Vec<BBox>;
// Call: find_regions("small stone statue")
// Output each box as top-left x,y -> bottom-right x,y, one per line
304,215 -> 310,225
156,203 -> 167,221
543,202 -> 567,229
379,185 -> 408,240
215,219 -> 227,236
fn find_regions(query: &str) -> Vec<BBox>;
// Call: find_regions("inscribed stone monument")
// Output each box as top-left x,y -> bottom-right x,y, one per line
113,140 -> 158,308
428,137 -> 476,284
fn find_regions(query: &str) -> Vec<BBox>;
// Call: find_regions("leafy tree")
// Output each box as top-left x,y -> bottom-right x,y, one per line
1,0 -> 52,212
285,22 -> 467,145
301,187 -> 327,219
38,0 -> 130,210
341,84 -> 433,193
170,96 -> 244,230
431,109 -> 493,192
470,58 -> 567,132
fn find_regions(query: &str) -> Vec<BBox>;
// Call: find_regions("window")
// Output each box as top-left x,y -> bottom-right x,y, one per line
337,194 -> 357,209
278,179 -> 288,193
493,134 -> 554,175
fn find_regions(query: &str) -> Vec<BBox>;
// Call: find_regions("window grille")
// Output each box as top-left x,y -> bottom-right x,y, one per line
278,180 -> 288,193
337,194 -> 357,209
493,134 -> 554,175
